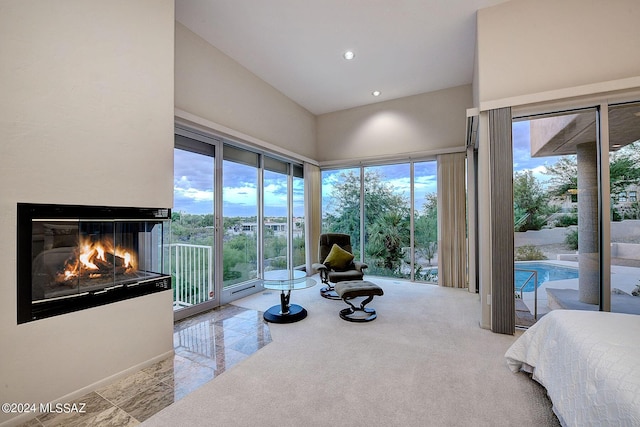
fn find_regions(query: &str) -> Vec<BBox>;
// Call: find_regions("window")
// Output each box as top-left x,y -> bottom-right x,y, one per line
321,161 -> 438,282
173,129 -> 305,314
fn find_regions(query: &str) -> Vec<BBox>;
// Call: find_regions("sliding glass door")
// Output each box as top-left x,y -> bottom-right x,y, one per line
173,130 -> 305,315
607,102 -> 640,314
363,164 -> 410,278
512,99 -> 640,326
172,133 -> 218,319
263,157 -> 290,272
413,161 -> 439,282
222,146 -> 259,292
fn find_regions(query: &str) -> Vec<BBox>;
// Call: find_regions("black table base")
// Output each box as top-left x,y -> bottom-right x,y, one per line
263,303 -> 307,323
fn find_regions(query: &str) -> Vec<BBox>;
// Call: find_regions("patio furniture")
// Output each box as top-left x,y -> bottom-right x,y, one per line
312,233 -> 367,299
334,280 -> 383,322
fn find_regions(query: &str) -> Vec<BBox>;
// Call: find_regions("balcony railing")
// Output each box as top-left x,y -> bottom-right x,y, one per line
167,243 -> 213,309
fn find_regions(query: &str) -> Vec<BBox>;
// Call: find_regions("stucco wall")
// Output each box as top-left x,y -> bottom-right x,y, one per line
0,1 -> 175,423
316,85 -> 472,164
175,23 -> 316,160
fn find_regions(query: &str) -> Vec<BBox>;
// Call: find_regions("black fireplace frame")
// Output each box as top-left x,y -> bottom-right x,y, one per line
17,203 -> 172,324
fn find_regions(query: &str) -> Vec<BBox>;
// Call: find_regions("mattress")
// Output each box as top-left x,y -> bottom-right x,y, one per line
505,309 -> 640,426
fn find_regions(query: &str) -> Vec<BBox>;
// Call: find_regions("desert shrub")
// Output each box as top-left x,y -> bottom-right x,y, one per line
565,229 -> 578,250
556,214 -> 578,227
514,245 -> 547,261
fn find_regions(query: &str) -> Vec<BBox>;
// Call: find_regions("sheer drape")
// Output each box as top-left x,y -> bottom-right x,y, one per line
304,162 -> 322,274
437,152 -> 467,288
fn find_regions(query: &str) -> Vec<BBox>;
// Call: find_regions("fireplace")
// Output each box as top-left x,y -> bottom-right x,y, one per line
17,203 -> 171,324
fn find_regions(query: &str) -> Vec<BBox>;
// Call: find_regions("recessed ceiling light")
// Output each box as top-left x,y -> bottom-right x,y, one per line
372,90 -> 381,97
343,51 -> 355,60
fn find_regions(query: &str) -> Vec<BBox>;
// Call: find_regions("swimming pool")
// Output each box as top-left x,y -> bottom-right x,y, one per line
515,262 -> 579,292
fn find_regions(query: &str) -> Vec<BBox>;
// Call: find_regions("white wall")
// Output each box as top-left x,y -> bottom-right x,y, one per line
175,23 -> 316,160
316,85 -> 472,164
476,0 -> 640,105
0,1 -> 175,423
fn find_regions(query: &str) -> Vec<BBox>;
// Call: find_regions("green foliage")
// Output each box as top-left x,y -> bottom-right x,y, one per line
323,170 -> 438,278
544,156 -> 578,198
264,234 -> 286,260
565,229 -> 578,250
610,141 -> 640,194
415,192 -> 438,265
623,201 -> 640,220
366,211 -> 410,272
292,236 -> 306,267
545,142 -> 640,199
323,169 -> 408,254
269,256 -> 287,269
323,169 -> 438,277
513,170 -> 550,231
514,245 -> 547,261
555,214 -> 578,227
611,207 -> 622,222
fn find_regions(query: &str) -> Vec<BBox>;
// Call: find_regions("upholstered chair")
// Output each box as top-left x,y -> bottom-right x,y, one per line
312,233 -> 367,299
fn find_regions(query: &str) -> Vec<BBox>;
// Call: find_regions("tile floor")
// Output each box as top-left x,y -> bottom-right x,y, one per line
19,304 -> 271,426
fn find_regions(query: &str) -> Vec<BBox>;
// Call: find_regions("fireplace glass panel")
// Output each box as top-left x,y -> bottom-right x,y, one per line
18,204 -> 171,323
32,220 -> 166,302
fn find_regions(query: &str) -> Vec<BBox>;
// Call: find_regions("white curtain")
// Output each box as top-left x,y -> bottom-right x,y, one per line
437,152 -> 467,288
304,162 -> 322,274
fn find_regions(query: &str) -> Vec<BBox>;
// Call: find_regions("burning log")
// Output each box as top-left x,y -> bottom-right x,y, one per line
55,238 -> 135,284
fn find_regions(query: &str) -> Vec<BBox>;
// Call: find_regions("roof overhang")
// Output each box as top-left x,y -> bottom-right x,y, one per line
529,103 -> 640,157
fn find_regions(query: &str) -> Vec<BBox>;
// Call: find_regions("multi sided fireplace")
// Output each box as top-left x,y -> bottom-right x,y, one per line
17,203 -> 171,323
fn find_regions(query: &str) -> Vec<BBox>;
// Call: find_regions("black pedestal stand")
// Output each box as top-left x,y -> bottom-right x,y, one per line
263,290 -> 308,323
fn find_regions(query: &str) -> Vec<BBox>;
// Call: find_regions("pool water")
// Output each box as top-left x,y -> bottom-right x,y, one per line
514,262 -> 579,292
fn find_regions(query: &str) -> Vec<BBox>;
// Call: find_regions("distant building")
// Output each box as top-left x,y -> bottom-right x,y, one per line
227,218 -> 305,238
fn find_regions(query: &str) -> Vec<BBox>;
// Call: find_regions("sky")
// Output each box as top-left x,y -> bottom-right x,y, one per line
512,120 -> 561,181
174,121 -> 564,218
173,149 -> 304,217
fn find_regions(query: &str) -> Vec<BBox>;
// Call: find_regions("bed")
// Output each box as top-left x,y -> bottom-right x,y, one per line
505,309 -> 640,426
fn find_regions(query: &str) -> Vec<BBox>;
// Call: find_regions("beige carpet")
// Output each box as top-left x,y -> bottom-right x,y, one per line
143,277 -> 559,427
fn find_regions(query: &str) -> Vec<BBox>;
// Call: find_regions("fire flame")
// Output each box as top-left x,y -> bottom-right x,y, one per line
58,236 -> 136,282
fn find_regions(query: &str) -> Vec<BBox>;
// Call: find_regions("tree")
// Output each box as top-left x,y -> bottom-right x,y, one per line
323,170 -> 362,249
610,141 -> 640,194
545,141 -> 640,198
323,169 -> 409,272
415,192 -> 438,265
323,169 -> 407,254
513,170 -> 551,231
367,211 -> 410,273
544,156 -> 577,198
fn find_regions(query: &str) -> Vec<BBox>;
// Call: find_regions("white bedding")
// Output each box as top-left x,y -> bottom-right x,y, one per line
505,309 -> 640,427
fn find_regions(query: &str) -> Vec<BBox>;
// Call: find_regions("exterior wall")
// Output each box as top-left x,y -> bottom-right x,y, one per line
316,85 -> 472,164
175,23 -> 316,160
0,1 -> 175,423
476,0 -> 640,106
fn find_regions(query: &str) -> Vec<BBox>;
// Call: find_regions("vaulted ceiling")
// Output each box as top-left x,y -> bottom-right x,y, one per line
175,0 -> 510,115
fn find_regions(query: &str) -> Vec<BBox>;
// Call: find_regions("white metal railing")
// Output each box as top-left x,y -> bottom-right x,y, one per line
167,243 -> 213,309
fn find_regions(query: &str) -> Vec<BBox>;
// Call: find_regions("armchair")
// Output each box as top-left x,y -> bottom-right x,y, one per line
312,233 -> 368,299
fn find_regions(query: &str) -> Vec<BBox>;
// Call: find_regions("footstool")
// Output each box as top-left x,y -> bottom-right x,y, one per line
334,280 -> 384,322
